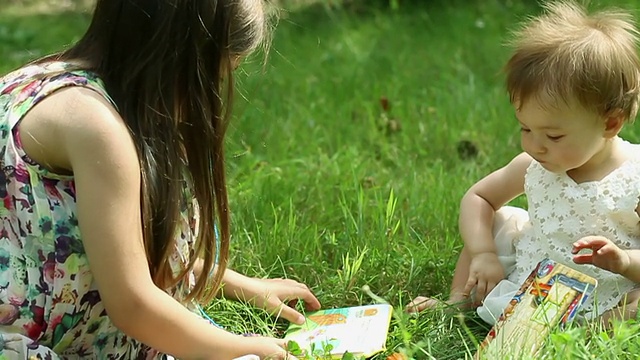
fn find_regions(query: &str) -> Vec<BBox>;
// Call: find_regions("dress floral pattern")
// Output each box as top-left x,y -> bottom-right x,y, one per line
0,62 -> 202,359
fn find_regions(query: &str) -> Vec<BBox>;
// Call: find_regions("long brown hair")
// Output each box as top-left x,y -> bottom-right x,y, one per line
53,0 -> 270,302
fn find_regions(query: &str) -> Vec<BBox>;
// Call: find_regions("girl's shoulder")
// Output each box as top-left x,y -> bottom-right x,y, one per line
1,60 -> 120,178
1,60 -> 111,104
3,61 -> 78,88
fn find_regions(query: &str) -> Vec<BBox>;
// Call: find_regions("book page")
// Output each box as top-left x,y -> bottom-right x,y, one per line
285,304 -> 393,357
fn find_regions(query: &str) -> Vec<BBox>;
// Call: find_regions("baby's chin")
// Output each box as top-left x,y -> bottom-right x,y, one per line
539,161 -> 566,174
536,160 -> 552,170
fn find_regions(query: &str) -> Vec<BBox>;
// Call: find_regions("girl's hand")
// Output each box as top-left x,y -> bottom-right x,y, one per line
245,277 -> 321,325
572,236 -> 631,275
463,252 -> 504,305
242,336 -> 299,360
221,270 -> 321,325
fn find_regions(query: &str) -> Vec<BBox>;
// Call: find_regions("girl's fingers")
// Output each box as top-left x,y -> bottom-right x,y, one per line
276,337 -> 301,359
276,338 -> 289,348
272,302 -> 306,325
270,281 -> 320,310
267,278 -> 308,290
274,349 -> 299,360
285,279 -> 309,289
286,286 -> 321,311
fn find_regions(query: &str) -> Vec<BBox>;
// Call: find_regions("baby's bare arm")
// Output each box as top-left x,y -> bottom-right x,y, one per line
459,153 -> 532,301
620,250 -> 640,283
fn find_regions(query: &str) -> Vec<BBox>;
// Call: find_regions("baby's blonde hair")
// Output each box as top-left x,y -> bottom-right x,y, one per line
505,1 -> 640,122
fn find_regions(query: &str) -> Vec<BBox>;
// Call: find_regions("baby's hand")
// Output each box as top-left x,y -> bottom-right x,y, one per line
572,236 -> 631,275
464,252 -> 504,305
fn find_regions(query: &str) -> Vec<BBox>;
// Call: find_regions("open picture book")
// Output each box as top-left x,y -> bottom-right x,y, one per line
475,258 -> 598,359
284,304 -> 393,358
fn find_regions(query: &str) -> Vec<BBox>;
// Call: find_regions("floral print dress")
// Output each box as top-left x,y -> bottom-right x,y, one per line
0,62 -> 204,359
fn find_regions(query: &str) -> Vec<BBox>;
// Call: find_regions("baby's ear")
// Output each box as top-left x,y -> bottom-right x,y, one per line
603,109 -> 625,138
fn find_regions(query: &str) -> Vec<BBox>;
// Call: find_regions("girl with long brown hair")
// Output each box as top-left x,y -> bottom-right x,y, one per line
0,0 -> 319,358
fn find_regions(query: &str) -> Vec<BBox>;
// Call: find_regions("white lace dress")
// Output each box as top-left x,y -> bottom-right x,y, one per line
477,139 -> 640,324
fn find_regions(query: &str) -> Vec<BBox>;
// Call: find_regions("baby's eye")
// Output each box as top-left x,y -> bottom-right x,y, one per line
520,127 -> 531,133
547,135 -> 564,141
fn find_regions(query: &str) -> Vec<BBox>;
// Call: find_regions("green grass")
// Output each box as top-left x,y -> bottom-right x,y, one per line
3,0 -> 640,359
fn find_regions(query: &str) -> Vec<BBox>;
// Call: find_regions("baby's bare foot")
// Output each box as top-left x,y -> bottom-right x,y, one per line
405,295 -> 471,313
405,296 -> 448,313
405,296 -> 441,313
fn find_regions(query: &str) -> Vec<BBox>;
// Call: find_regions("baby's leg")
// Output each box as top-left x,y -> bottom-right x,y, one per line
405,247 -> 473,313
598,289 -> 640,327
406,207 -> 525,313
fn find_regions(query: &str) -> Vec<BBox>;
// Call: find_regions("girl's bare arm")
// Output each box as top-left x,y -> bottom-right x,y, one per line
20,87 -> 284,360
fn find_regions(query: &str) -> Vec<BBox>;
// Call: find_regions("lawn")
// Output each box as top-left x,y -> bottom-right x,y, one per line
2,0 -> 640,359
